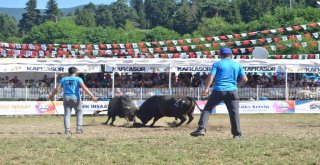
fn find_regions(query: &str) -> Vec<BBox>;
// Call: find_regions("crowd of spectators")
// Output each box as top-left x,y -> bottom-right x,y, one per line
79,72 -> 208,88
1,72 -> 320,89
0,75 -> 55,89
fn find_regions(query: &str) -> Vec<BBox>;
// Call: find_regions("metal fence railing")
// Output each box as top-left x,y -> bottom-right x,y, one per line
1,87 -> 319,101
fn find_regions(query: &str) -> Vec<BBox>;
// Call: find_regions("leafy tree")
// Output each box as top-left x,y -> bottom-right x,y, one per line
173,0 -> 199,34
83,2 -> 96,12
196,0 -> 229,17
95,5 -> 116,27
109,0 -> 139,28
45,0 -> 62,22
195,17 -> 233,36
23,18 -> 86,43
130,0 -> 147,28
274,6 -> 320,26
239,0 -> 273,22
19,0 -> 42,34
74,4 -> 96,27
146,26 -> 181,41
145,0 -> 176,28
225,0 -> 241,23
304,0 -> 318,7
0,14 -> 19,41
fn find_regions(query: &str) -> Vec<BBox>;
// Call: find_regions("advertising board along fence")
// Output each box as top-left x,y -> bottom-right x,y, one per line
0,100 -> 319,116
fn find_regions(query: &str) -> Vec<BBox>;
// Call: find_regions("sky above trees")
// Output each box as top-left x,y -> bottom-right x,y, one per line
0,0 -> 115,9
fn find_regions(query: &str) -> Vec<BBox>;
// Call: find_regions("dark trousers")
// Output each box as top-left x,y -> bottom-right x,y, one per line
198,90 -> 241,136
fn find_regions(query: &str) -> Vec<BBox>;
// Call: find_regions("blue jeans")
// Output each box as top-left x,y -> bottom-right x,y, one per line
63,96 -> 83,132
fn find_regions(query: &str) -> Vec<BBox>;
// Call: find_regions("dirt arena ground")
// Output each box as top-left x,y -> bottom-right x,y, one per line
0,114 -> 319,165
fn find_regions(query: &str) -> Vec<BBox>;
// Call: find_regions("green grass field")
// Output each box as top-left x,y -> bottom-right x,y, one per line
0,114 -> 319,165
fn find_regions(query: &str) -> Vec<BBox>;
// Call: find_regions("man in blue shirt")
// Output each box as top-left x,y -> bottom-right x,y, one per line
49,67 -> 97,134
190,48 -> 248,139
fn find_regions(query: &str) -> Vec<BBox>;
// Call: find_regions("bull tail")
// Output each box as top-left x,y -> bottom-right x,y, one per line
93,110 -> 108,115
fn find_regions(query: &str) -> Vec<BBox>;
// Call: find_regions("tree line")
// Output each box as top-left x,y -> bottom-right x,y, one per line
0,0 -> 320,45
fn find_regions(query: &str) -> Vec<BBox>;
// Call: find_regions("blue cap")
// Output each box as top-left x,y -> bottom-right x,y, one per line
220,48 -> 232,56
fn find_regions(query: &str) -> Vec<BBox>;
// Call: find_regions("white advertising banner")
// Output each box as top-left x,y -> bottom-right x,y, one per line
215,101 -> 295,114
0,101 -> 109,115
0,64 -> 101,73
295,101 -> 320,113
3,58 -> 320,73
2,100 -> 320,115
194,101 -> 295,114
105,64 -> 170,73
287,65 -> 320,73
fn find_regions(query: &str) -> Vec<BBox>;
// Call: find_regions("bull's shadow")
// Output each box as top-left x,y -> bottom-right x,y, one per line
101,121 -> 189,128
105,122 -> 164,128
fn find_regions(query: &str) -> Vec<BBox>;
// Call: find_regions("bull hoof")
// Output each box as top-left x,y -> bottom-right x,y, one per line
133,122 -> 143,127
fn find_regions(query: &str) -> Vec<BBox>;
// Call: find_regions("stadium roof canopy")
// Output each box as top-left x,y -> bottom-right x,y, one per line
1,59 -> 319,73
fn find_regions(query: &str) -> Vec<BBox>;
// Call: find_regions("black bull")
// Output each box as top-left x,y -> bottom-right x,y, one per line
136,95 -> 202,127
94,95 -> 138,126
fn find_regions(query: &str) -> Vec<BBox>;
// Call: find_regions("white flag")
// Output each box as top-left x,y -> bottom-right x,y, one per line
227,35 -> 234,39
296,35 -> 302,41
312,33 -> 319,38
286,27 -> 293,31
213,37 -> 220,41
301,42 -> 307,48
132,43 -> 138,48
266,38 -> 272,43
282,36 -> 288,41
172,40 -> 178,45
250,40 -> 257,44
270,29 -> 277,33
241,33 -> 247,37
145,42 -> 151,47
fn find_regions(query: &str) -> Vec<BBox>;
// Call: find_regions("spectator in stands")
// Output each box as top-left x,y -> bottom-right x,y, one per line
303,82 -> 310,90
316,78 -> 320,86
115,88 -> 123,96
253,73 -> 260,81
5,76 -> 9,83
309,78 -> 318,88
10,76 -> 19,84
0,78 -> 5,88
192,74 -> 202,87
14,80 -> 24,88
42,75 -> 48,83
295,80 -> 303,87
23,80 -> 29,88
